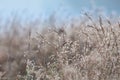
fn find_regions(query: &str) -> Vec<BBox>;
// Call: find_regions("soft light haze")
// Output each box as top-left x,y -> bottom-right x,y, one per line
0,0 -> 120,20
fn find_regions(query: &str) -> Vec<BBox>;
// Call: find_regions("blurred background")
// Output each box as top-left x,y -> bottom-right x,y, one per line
0,0 -> 120,22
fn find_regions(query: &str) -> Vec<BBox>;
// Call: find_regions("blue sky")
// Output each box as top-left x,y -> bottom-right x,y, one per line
0,0 -> 120,20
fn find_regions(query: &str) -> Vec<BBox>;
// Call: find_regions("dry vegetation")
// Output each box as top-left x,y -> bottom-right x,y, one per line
0,13 -> 120,80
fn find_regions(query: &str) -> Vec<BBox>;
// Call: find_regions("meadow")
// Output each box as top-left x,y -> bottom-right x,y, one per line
0,13 -> 120,80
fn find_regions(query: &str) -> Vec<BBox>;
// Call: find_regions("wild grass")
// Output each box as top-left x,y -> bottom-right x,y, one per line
0,13 -> 120,80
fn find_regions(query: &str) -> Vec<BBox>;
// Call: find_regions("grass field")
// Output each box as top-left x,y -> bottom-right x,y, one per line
0,13 -> 120,80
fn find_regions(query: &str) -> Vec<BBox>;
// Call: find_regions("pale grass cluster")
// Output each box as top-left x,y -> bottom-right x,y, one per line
0,14 -> 120,80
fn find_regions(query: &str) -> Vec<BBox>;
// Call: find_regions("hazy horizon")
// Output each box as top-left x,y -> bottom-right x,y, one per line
0,0 -> 120,21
